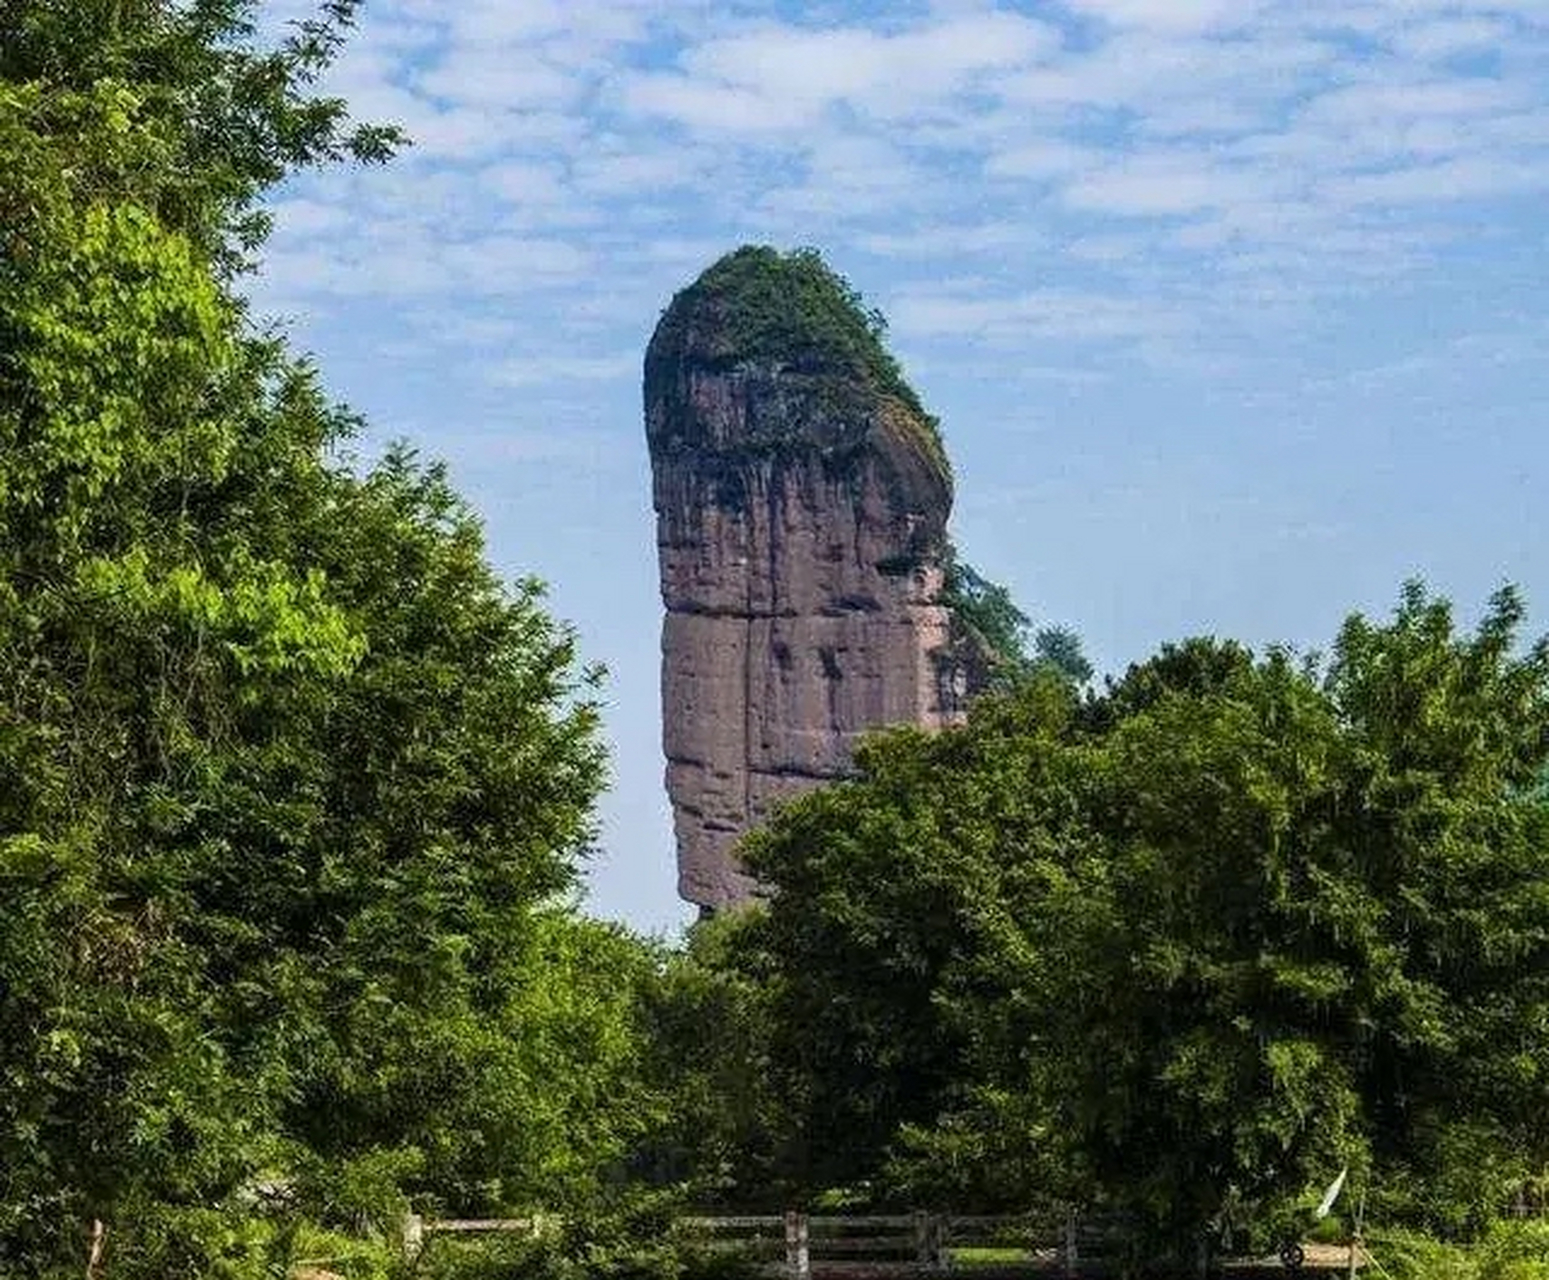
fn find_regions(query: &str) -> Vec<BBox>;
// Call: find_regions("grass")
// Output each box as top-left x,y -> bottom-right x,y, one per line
948,1245 -> 1040,1263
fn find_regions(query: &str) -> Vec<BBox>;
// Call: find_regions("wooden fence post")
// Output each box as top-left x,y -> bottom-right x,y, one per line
785,1210 -> 809,1280
1061,1209 -> 1078,1279
913,1210 -> 931,1266
401,1212 -> 424,1261
86,1218 -> 106,1280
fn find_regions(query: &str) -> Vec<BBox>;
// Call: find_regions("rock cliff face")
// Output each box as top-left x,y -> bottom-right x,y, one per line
644,247 -> 978,912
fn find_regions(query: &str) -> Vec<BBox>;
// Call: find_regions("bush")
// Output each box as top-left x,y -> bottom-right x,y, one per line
403,1231 -> 763,1280
1368,1228 -> 1479,1280
1367,1221 -> 1549,1280
1479,1220 -> 1549,1280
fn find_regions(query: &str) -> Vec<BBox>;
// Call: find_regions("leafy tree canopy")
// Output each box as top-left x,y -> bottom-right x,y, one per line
733,583 -> 1549,1259
937,548 -> 1092,688
0,0 -> 402,273
0,4 -> 663,1276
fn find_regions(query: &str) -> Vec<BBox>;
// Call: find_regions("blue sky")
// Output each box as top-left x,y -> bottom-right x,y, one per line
252,0 -> 1549,937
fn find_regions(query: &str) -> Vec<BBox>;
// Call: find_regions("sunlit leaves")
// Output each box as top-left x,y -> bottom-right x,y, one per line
0,5 -> 620,1275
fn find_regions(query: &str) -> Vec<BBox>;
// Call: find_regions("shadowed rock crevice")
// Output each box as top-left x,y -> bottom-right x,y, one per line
645,246 -> 983,912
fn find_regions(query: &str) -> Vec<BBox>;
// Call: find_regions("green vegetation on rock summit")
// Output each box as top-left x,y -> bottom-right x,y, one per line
655,244 -> 949,475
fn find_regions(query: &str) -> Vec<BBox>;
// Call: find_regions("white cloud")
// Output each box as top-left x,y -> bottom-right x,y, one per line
891,286 -> 1190,344
1321,154 -> 1549,204
1062,0 -> 1266,34
491,352 -> 640,386
478,160 -> 573,207
621,74 -> 817,132
1305,77 -> 1532,126
573,149 -> 711,195
1064,232 -> 1151,262
415,52 -> 575,110
1391,15 -> 1514,59
625,11 -> 1054,132
860,222 -> 1038,257
985,140 -> 1093,178
684,12 -> 1053,102
256,0 -> 1549,376
1063,154 -> 1283,216
266,199 -> 352,236
760,136 -> 939,220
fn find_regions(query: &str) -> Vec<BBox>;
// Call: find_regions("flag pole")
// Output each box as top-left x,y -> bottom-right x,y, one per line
1347,1183 -> 1367,1280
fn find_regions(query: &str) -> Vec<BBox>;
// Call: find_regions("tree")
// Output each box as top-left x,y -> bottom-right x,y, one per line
1034,626 -> 1093,686
736,674 -> 1085,1199
0,0 -> 402,274
0,4 -> 645,1275
937,548 -> 1091,688
635,912 -> 790,1209
737,585 -> 1549,1258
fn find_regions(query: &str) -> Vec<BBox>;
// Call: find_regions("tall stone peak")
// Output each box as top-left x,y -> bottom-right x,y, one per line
645,245 -> 980,912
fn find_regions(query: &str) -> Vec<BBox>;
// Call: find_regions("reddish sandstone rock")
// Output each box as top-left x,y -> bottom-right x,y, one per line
644,247 -> 980,912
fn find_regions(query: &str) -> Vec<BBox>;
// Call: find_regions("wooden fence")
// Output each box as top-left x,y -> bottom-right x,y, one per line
684,1211 -> 1122,1278
400,1213 -> 557,1259
403,1210 -> 1109,1278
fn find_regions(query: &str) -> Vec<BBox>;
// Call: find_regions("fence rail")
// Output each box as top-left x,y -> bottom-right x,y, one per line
402,1210 -> 1099,1277
400,1208 -> 1401,1277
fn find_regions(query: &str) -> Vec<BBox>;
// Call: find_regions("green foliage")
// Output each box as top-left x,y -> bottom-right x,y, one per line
288,909 -> 668,1221
657,245 -> 947,473
1371,1220 -> 1549,1280
734,670 -> 1089,1201
408,1219 -> 765,1280
636,913 -> 788,1208
1033,627 -> 1093,686
17,5 -> 1548,1273
0,0 -> 402,273
938,553 -> 1031,678
1372,1228 -> 1483,1280
0,3 -> 672,1275
936,547 -> 1091,687
735,583 -> 1549,1255
668,246 -> 922,412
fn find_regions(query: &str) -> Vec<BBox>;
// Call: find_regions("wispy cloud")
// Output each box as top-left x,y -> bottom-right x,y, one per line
254,0 -> 1549,384
490,352 -> 641,387
891,285 -> 1193,346
628,11 -> 1055,130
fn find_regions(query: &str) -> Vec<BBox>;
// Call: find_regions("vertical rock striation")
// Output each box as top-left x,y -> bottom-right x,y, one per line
644,247 -> 978,912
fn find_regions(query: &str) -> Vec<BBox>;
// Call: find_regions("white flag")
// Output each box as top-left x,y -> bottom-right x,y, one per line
1315,1167 -> 1348,1219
